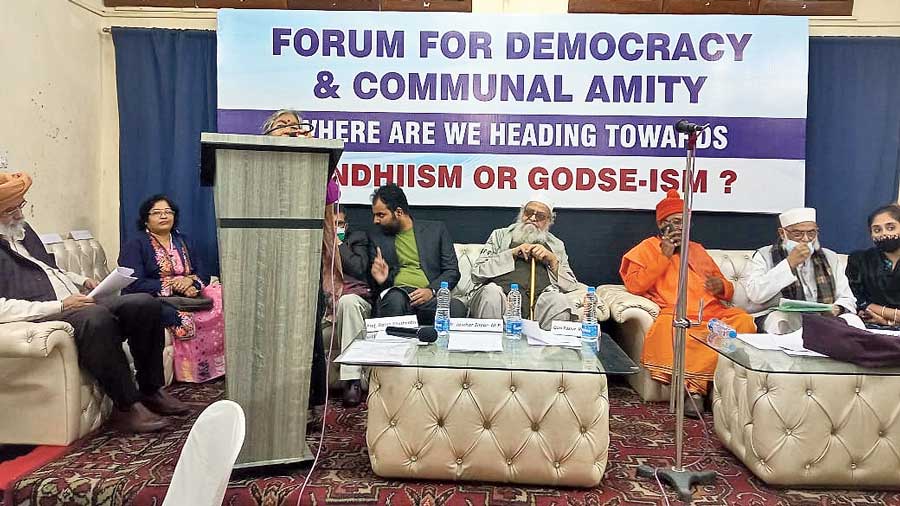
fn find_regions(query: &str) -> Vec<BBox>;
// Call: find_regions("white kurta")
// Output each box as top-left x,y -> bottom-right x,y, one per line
744,245 -> 860,333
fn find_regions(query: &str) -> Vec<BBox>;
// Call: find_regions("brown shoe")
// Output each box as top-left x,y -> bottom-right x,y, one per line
342,380 -> 362,408
141,389 -> 191,416
110,402 -> 170,433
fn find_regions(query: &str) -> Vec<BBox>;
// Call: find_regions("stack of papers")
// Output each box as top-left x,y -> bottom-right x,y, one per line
522,320 -> 581,348
336,340 -> 415,365
88,267 -> 136,299
735,330 -> 826,357
778,298 -> 833,313
447,331 -> 503,352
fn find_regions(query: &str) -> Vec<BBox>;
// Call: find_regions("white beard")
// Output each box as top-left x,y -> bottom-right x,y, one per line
0,217 -> 26,239
509,221 -> 549,245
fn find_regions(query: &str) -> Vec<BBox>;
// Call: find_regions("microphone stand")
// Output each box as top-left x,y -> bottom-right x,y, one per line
636,129 -> 716,502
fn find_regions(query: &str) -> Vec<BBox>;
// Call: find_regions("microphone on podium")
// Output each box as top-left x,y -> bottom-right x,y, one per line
385,326 -> 439,343
674,119 -> 710,134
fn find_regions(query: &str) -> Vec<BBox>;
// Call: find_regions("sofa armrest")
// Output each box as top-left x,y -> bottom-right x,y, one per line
0,321 -> 76,358
597,284 -> 660,322
567,283 -> 611,322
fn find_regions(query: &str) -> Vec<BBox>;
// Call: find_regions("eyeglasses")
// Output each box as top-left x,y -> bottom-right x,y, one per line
0,200 -> 26,217
784,228 -> 818,240
264,121 -> 315,137
523,208 -> 550,222
149,209 -> 175,217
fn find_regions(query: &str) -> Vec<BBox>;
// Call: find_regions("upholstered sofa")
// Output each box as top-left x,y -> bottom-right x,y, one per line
321,243 -> 609,386
599,248 -> 814,401
0,234 -> 175,445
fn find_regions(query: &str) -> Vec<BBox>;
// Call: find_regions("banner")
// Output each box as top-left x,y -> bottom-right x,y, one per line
217,11 -> 808,213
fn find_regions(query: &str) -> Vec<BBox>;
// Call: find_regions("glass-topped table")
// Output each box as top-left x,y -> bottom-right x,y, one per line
690,330 -> 900,376
337,331 -> 638,375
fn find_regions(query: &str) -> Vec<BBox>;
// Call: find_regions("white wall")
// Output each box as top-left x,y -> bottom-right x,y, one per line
2,0 -> 897,262
0,0 -> 102,239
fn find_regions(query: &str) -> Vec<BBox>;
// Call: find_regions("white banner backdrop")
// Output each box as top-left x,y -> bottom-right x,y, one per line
217,10 -> 808,212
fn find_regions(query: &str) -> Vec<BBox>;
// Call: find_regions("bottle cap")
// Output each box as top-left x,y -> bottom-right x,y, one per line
510,283 -> 519,290
440,281 -> 449,289
587,286 -> 596,293
727,330 -> 737,338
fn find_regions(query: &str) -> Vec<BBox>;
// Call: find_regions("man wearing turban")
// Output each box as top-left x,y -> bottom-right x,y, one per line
619,190 -> 755,417
0,172 -> 188,433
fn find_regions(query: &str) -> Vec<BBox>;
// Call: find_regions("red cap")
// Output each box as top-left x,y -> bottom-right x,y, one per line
656,189 -> 684,222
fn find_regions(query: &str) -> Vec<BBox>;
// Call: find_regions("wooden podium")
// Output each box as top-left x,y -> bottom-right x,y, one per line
200,133 -> 344,468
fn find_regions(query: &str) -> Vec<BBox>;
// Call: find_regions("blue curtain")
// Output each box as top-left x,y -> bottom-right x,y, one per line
113,28 -> 219,275
807,37 -> 900,253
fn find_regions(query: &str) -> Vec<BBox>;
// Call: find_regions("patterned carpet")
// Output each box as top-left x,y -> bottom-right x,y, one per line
9,379 -> 900,506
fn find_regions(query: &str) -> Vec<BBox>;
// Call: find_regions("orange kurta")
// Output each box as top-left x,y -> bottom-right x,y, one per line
620,237 -> 755,394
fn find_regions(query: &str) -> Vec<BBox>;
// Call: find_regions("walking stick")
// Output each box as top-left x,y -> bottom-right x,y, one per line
529,257 -> 537,319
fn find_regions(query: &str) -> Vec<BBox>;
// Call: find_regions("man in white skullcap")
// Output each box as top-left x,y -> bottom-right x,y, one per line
468,193 -> 580,329
743,207 -> 862,334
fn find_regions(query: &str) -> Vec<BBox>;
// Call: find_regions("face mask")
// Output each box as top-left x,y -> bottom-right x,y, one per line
336,227 -> 346,241
810,239 -> 821,251
782,238 -> 800,253
875,236 -> 900,252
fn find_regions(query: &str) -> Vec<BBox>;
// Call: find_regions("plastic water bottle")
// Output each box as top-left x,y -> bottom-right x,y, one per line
707,318 -> 737,351
581,287 -> 599,343
434,281 -> 451,338
504,283 -> 523,340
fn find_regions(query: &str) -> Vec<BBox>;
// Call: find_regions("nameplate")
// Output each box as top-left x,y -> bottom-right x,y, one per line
39,233 -> 64,245
449,318 -> 503,332
365,315 -> 418,335
70,230 -> 93,240
551,321 -> 583,337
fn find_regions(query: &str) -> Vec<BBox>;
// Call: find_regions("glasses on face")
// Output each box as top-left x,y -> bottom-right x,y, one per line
149,209 -> 175,218
265,121 -> 315,137
784,228 -> 818,241
1,200 -> 26,217
523,208 -> 550,222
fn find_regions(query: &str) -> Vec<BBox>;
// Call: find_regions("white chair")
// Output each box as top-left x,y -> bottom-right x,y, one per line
163,400 -> 246,506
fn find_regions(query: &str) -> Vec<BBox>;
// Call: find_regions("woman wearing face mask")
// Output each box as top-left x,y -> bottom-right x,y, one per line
847,204 -> 900,328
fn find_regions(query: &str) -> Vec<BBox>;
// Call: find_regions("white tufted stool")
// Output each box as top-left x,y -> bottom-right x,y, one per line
714,356 -> 900,487
366,367 -> 610,487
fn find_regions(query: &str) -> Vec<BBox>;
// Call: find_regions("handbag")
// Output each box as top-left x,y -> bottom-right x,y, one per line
160,295 -> 214,312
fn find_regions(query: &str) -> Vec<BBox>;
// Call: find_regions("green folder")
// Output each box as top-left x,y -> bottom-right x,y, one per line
777,298 -> 834,312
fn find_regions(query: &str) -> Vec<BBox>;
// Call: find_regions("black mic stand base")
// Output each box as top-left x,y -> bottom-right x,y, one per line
636,465 -> 716,503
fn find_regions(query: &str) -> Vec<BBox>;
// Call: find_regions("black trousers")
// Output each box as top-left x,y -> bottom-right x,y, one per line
39,293 -> 165,408
308,287 -> 327,408
377,286 -> 467,325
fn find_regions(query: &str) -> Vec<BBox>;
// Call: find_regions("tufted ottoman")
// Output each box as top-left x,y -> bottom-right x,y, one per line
713,353 -> 900,488
367,367 -> 609,487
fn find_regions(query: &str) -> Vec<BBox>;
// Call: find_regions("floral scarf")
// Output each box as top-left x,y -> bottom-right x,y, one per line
149,232 -> 197,339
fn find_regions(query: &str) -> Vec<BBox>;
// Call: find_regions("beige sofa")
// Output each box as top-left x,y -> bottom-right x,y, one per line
0,235 -> 175,445
598,249 -> 841,401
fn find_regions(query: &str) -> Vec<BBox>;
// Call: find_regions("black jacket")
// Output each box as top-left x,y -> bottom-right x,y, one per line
339,228 -> 370,282
367,219 -> 460,293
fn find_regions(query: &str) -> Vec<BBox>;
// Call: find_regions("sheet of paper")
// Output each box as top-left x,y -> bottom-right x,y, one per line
523,319 -> 581,348
38,233 -> 63,245
450,318 -> 503,332
88,267 -> 136,299
448,331 -> 503,352
373,330 -> 416,343
776,329 -> 807,351
551,321 -> 582,338
782,348 -> 828,357
336,340 -> 415,365
365,315 -> 418,335
735,333 -> 782,351
69,230 -> 94,240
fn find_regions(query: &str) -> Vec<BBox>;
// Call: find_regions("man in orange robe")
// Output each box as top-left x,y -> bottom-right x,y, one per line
620,190 -> 755,416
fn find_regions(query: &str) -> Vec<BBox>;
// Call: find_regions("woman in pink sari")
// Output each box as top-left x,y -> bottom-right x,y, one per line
119,195 -> 226,383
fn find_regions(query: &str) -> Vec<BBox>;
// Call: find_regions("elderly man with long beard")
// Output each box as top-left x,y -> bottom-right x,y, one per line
468,194 -> 580,329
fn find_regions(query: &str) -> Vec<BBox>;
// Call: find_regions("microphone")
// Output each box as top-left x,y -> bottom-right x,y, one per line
675,119 -> 710,134
385,326 -> 438,343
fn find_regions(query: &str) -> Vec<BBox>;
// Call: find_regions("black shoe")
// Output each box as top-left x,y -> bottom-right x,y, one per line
342,380 -> 362,407
684,393 -> 704,419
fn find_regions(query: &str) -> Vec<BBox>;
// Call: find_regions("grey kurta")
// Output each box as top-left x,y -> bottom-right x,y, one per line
469,224 -> 580,329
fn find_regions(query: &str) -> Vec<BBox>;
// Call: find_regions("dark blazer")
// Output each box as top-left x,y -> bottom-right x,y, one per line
367,219 -> 460,293
339,228 -> 370,282
118,231 -> 210,296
